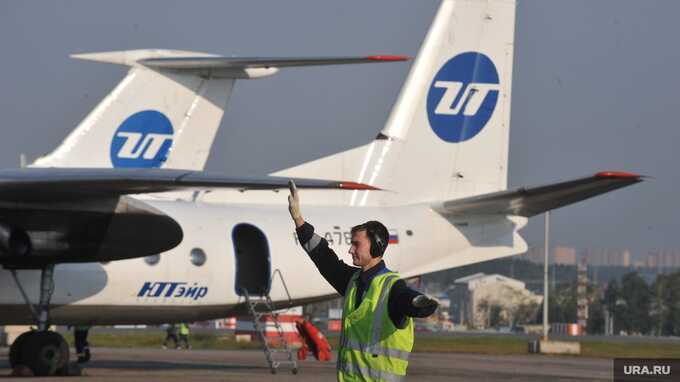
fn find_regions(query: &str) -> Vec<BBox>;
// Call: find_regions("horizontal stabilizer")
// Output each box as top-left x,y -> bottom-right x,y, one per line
71,50 -> 408,78
432,172 -> 643,217
140,55 -> 409,69
0,168 -> 380,202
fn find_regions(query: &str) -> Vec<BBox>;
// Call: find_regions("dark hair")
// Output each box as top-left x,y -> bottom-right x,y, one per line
351,220 -> 389,258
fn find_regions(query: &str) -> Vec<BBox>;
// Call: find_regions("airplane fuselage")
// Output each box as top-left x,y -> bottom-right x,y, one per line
0,193 -> 526,325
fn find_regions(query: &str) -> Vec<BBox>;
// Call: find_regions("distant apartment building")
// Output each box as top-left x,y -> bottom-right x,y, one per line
581,248 -> 631,267
523,247 -> 680,269
643,250 -> 680,269
522,246 -> 577,265
555,247 -> 577,265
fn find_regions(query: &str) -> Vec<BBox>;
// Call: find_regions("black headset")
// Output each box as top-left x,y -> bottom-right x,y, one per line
366,224 -> 387,258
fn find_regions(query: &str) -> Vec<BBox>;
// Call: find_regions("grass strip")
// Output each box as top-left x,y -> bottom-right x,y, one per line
63,331 -> 680,358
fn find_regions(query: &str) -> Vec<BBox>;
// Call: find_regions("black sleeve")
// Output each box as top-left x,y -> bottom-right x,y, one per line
296,222 -> 358,296
387,280 -> 438,329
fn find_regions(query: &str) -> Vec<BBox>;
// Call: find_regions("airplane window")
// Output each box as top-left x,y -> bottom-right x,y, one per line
144,254 -> 160,266
191,248 -> 207,266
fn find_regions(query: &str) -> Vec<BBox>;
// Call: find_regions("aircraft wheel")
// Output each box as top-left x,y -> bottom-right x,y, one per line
20,331 -> 69,376
8,331 -> 32,368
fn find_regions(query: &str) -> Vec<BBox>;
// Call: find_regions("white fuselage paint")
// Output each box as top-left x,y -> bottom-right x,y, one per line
0,192 -> 527,325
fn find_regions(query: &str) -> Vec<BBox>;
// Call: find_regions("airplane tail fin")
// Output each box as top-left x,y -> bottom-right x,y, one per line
274,0 -> 518,205
33,50 -> 407,171
33,50 -> 233,170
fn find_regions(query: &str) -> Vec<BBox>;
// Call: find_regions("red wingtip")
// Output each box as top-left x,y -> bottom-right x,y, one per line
338,182 -> 381,190
595,171 -> 642,179
367,55 -> 410,62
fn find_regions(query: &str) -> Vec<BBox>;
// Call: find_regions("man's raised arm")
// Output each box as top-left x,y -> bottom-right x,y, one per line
287,180 -> 356,295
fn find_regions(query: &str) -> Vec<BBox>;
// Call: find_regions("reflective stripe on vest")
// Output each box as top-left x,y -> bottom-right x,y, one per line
339,361 -> 405,382
336,271 -> 360,375
340,338 -> 410,361
371,274 -> 395,345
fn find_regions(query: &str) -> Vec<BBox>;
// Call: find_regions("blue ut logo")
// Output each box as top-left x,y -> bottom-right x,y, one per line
426,52 -> 500,143
110,110 -> 174,168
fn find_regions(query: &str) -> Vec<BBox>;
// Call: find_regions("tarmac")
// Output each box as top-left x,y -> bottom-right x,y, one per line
0,347 -> 613,381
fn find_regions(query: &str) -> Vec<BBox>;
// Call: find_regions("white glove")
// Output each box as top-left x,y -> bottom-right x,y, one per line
288,180 -> 303,224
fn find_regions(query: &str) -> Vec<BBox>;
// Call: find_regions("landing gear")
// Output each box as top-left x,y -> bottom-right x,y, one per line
8,264 -> 71,376
9,331 -> 69,376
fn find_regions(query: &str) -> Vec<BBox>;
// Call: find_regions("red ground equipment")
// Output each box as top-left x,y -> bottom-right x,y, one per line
296,320 -> 331,361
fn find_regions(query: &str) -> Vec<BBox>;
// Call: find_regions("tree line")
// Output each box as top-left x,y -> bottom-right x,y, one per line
424,258 -> 680,334
588,271 -> 680,336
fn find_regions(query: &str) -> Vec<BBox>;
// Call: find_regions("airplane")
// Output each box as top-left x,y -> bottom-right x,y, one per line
0,0 -> 642,376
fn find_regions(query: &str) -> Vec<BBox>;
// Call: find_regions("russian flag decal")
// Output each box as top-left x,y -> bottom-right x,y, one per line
388,229 -> 399,244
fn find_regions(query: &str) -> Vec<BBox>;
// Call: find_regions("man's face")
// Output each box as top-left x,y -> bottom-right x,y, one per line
349,230 -> 373,267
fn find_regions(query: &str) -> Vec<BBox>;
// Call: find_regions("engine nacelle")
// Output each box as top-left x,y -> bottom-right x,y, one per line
0,196 -> 182,268
0,224 -> 32,256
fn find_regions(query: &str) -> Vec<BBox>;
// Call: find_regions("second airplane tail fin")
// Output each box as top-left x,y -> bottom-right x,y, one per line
33,50 -> 408,171
33,50 -> 234,171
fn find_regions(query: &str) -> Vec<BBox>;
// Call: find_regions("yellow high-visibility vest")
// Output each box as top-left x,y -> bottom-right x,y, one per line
337,271 -> 414,382
179,323 -> 190,336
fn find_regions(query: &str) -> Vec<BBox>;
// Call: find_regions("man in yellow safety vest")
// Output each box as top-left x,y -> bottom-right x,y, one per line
288,181 -> 438,381
178,323 -> 191,350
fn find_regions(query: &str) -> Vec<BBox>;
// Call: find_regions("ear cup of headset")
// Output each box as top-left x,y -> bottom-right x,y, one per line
369,232 -> 379,258
368,228 -> 385,258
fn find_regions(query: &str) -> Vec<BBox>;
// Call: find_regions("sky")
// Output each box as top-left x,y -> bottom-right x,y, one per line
0,1 -> 678,256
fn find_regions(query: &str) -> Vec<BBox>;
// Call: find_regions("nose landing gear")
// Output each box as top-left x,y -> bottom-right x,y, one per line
8,264 -> 71,377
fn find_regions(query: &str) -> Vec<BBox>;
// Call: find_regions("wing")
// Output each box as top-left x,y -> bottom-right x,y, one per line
0,168 -> 379,202
432,172 -> 643,218
0,168 -> 379,267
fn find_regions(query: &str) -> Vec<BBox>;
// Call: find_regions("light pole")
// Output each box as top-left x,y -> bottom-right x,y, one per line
543,211 -> 550,341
